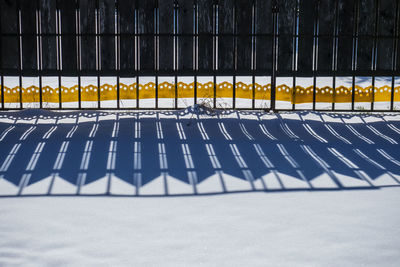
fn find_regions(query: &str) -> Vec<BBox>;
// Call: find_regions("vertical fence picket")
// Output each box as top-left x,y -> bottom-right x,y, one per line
317,0 -> 336,72
21,0 -> 37,71
40,0 -> 57,71
271,0 -> 278,111
138,0 -> 156,71
298,0 -> 318,110
298,0 -> 316,72
59,0 -> 77,72
337,0 -> 355,73
357,0 -> 375,71
178,0 -> 194,71
197,0 -> 213,71
1,0 -> 19,71
391,0 -> 400,110
351,0 -> 360,111
236,0 -> 252,71
119,0 -> 135,71
255,0 -> 273,72
80,0 -> 96,71
377,0 -> 396,71
99,0 -> 116,71
277,0 -> 296,73
218,0 -> 234,71
159,0 -> 174,71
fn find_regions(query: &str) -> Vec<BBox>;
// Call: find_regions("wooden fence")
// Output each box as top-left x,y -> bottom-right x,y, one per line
0,0 -> 399,110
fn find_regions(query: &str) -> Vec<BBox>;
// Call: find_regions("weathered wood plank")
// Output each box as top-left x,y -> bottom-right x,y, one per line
218,0 -> 234,71
119,0 -> 135,70
138,0 -> 155,70
197,0 -> 213,70
159,0 -> 174,71
0,0 -> 19,69
100,0 -> 115,70
255,0 -> 273,71
40,0 -> 57,70
178,0 -> 194,70
80,0 -> 96,70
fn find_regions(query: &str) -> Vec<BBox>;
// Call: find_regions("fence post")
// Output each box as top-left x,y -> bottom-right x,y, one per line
0,2 -> 3,109
391,0 -> 400,111
270,0 -> 278,112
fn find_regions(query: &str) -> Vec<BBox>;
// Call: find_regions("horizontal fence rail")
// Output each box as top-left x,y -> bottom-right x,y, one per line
0,0 -> 400,111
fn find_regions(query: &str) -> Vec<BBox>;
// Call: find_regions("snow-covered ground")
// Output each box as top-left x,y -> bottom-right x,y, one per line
1,188 -> 400,266
0,107 -> 400,266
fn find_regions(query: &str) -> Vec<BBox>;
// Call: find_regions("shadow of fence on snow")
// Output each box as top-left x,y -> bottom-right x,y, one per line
0,107 -> 400,197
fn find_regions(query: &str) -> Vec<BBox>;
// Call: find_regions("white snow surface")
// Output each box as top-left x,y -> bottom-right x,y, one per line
1,189 -> 400,266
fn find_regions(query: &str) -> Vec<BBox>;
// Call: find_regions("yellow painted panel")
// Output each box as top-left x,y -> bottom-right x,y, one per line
1,82 -> 398,104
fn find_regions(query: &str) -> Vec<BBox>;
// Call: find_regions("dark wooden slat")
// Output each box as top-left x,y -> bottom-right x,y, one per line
298,0 -> 317,71
59,0 -> 77,71
197,0 -> 213,70
40,0 -> 57,70
318,37 -> 333,71
100,0 -> 115,70
1,0 -> 19,33
80,0 -> 96,34
337,0 -> 355,71
119,0 -> 135,34
357,37 -> 374,70
79,0 -> 96,70
119,0 -> 135,70
138,0 -> 155,70
377,37 -> 393,70
277,0 -> 296,71
159,0 -> 174,71
1,37 -> 19,69
318,0 -> 336,71
255,0 -> 272,71
318,0 -> 336,35
396,0 -> 400,72
236,0 -> 252,71
20,0 -> 37,70
218,0 -> 234,71
359,0 -> 375,35
357,0 -> 375,71
0,0 -> 19,69
178,0 -> 193,70
256,0 -> 272,34
377,0 -> 396,70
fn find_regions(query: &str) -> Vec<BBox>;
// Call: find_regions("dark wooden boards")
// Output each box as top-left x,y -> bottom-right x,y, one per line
377,0 -> 397,70
255,0 -> 273,71
119,0 -> 135,71
197,0 -> 213,71
0,0 -> 19,70
178,0 -> 193,70
80,0 -> 96,70
0,0 -> 398,77
317,0 -> 336,71
277,0 -> 296,72
337,0 -> 355,72
159,0 -> 174,71
99,0 -> 116,70
20,0 -> 37,70
40,0 -> 57,70
138,0 -> 155,70
298,0 -> 317,71
218,0 -> 234,70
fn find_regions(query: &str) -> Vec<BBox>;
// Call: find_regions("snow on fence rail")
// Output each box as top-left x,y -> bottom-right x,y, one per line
0,0 -> 399,111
